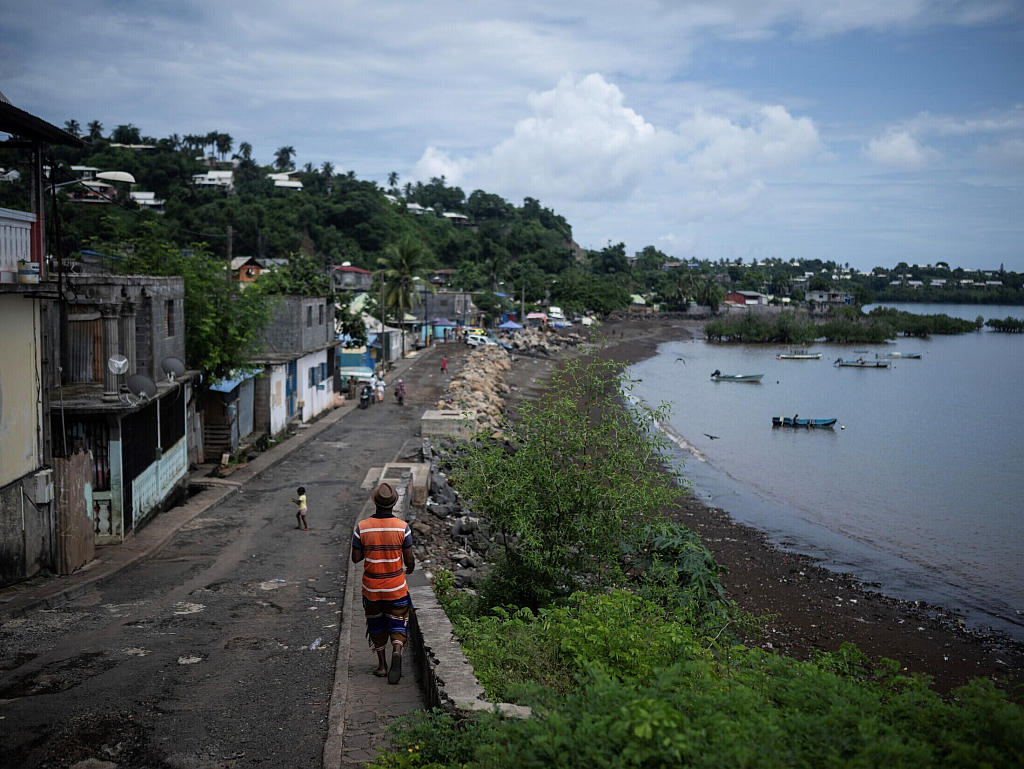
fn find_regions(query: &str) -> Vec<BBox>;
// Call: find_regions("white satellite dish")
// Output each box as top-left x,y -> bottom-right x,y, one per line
161,356 -> 186,382
127,374 -> 158,400
107,354 -> 130,375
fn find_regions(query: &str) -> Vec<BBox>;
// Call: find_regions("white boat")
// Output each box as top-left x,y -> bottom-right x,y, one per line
777,349 -> 822,360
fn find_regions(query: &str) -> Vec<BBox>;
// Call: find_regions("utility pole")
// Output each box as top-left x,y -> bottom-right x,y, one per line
379,275 -> 385,369
226,224 -> 233,286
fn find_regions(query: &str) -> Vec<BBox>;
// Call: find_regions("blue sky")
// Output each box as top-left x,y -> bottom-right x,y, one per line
2,1 -> 1021,270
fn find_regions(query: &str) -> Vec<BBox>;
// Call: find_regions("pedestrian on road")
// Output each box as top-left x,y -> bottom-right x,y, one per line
375,376 -> 386,403
292,487 -> 308,530
351,483 -> 415,684
440,355 -> 448,375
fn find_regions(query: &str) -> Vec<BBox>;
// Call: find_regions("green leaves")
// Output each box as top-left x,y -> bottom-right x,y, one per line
451,357 -> 682,609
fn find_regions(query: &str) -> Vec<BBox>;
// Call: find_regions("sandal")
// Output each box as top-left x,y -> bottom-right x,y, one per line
387,654 -> 403,684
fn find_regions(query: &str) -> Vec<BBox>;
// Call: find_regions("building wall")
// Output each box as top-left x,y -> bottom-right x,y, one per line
260,296 -> 331,355
297,349 -> 331,422
0,298 -> 43,486
267,364 -> 288,435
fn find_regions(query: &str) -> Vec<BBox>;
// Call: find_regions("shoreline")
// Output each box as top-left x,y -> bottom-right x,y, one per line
506,317 -> 1024,695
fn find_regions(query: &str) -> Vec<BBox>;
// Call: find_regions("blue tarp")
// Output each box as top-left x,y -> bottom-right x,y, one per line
498,320 -> 523,329
209,368 -> 261,393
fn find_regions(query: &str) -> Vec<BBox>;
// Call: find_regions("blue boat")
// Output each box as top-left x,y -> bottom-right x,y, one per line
772,416 -> 837,428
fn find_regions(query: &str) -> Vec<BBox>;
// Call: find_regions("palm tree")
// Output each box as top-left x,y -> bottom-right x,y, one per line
63,119 -> 81,136
321,161 -> 335,178
377,236 -> 434,356
274,146 -> 296,172
215,132 -> 233,160
387,171 -> 399,190
234,142 -> 253,163
87,120 -> 104,140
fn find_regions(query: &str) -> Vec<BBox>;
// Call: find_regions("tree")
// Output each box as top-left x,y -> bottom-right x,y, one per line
451,356 -> 683,609
111,124 -> 142,144
378,235 -> 434,356
234,142 -> 253,162
215,132 -> 233,160
63,119 -> 81,137
387,171 -> 399,190
274,145 -> 296,172
321,161 -> 335,179
87,120 -> 104,140
109,222 -> 271,380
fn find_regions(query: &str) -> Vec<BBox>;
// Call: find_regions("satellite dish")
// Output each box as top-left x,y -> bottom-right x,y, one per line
161,356 -> 186,381
126,374 -> 158,400
107,354 -> 130,375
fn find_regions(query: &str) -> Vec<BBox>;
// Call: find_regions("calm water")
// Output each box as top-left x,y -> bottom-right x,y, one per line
629,304 -> 1024,639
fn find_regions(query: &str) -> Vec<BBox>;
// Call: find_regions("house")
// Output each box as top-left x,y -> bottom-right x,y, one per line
192,170 -> 234,190
1,98 -> 87,584
248,296 -> 336,440
725,290 -> 769,306
331,262 -> 373,292
231,256 -> 265,284
428,268 -> 457,287
129,190 -> 165,212
805,290 -> 852,304
45,275 -> 197,546
416,288 -> 480,328
200,368 -> 261,461
267,171 -> 303,190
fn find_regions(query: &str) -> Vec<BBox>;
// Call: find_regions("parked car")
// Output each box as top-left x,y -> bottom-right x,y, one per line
466,333 -> 498,347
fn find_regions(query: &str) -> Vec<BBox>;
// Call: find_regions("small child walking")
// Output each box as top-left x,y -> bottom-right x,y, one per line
292,487 -> 308,530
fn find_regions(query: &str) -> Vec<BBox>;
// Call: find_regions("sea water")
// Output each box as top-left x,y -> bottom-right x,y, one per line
628,304 -> 1024,639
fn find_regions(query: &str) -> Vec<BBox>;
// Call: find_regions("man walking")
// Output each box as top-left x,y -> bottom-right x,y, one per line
350,483 -> 415,683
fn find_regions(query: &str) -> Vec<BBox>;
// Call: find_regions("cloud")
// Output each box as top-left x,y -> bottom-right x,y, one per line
975,138 -> 1024,169
416,73 -> 666,202
865,130 -> 939,169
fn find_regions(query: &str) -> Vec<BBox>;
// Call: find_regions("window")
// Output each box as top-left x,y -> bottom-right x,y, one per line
165,300 -> 175,337
306,306 -> 313,327
308,367 -> 316,387
318,303 -> 324,326
319,362 -> 327,382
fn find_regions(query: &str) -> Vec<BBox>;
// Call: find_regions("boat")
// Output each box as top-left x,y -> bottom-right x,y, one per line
777,349 -> 822,360
874,351 -> 922,359
710,370 -> 764,383
833,358 -> 889,368
772,416 -> 837,428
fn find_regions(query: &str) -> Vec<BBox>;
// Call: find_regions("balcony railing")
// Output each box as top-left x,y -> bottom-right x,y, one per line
0,206 -> 37,284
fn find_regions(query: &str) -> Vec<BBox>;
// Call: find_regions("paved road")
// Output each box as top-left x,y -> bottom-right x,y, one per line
0,347 -> 457,769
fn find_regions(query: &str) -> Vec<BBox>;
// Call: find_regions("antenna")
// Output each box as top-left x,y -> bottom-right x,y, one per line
126,374 -> 158,401
107,354 -> 129,375
161,356 -> 185,382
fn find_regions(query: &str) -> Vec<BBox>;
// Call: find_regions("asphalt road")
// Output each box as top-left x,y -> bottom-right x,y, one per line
0,349 -> 453,769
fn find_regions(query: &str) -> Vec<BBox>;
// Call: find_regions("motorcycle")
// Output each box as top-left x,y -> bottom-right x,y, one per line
359,384 -> 373,409
394,381 -> 405,406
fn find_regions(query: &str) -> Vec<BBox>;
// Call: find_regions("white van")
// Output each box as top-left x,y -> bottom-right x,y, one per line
466,333 -> 498,347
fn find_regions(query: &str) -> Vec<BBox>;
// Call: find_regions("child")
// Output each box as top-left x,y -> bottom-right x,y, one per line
292,487 -> 308,530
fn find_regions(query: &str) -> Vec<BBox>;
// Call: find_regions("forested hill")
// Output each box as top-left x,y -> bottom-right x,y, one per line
0,124 -> 632,315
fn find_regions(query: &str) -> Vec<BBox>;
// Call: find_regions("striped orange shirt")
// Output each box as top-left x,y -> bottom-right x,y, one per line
353,516 -> 412,601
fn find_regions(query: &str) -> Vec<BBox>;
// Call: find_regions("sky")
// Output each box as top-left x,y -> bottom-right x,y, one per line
2,1 -> 1022,271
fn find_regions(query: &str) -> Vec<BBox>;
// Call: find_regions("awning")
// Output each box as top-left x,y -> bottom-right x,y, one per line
498,320 -> 523,329
430,317 -> 454,325
338,366 -> 374,381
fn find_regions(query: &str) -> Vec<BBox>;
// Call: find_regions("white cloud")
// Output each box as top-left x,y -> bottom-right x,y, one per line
865,130 -> 938,169
421,73 -> 666,202
975,138 -> 1024,169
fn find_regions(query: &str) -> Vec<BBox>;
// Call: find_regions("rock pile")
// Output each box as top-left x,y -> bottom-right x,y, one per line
435,346 -> 513,432
502,326 -> 587,357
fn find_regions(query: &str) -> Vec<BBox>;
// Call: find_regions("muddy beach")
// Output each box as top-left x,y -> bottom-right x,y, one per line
433,316 -> 1019,697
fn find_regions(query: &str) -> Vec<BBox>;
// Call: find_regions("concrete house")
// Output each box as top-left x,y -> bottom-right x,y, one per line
46,275 -> 196,546
0,100 -> 84,584
251,296 -> 336,438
